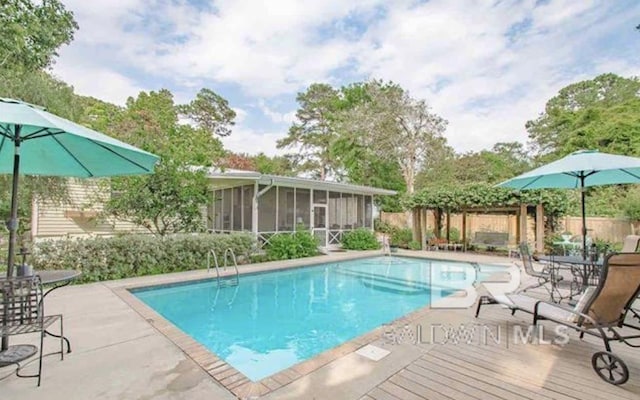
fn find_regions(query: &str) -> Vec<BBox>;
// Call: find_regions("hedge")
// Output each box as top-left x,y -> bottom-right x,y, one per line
31,233 -> 255,283
341,228 -> 380,250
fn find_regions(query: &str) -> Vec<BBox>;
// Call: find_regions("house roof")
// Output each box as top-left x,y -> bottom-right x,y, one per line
206,169 -> 397,196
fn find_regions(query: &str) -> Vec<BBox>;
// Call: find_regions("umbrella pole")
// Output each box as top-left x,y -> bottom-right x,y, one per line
2,127 -> 21,351
580,175 -> 587,260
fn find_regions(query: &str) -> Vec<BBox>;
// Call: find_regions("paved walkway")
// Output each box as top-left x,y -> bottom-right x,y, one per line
3,250 -> 639,399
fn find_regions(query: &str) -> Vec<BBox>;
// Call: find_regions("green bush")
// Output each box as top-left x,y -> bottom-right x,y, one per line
265,230 -> 318,260
390,228 -> 413,248
408,240 -> 422,250
341,229 -> 381,250
374,219 -> 395,234
31,233 -> 255,283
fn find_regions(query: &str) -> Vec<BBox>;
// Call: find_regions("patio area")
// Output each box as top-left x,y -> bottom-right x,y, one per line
2,250 -> 640,399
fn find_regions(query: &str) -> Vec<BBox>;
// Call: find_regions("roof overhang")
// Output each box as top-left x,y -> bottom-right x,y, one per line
206,169 -> 397,196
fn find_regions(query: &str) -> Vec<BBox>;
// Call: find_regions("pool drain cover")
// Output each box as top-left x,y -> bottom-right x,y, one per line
355,344 -> 390,361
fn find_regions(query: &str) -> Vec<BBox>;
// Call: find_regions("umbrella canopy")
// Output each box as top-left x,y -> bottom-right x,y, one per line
498,149 -> 640,257
497,149 -> 640,190
0,98 -> 158,176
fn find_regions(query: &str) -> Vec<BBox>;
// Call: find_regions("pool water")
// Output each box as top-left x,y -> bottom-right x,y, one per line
133,256 -> 498,381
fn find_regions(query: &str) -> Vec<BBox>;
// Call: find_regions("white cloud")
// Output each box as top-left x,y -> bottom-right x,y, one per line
54,0 -> 640,155
221,125 -> 285,156
232,107 -> 248,124
53,48 -> 143,105
257,100 -> 296,125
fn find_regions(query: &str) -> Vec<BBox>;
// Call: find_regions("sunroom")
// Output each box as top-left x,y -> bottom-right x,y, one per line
206,170 -> 396,248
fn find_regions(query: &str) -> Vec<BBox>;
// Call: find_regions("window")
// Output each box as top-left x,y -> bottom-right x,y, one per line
328,192 -> 341,230
364,195 -> 373,228
345,193 -> 356,229
278,187 -> 295,231
222,188 -> 232,230
214,190 -> 222,230
296,188 -> 310,229
355,194 -> 364,228
242,185 -> 253,231
258,185 -> 276,232
313,189 -> 327,204
232,187 -> 242,231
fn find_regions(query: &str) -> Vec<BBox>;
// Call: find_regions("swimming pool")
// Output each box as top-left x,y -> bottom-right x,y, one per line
132,256 -> 499,381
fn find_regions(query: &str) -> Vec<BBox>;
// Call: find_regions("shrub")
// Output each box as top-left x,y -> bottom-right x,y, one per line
341,229 -> 381,250
408,240 -> 422,250
265,230 -> 318,260
374,219 -> 395,234
390,228 -> 413,248
31,233 -> 255,283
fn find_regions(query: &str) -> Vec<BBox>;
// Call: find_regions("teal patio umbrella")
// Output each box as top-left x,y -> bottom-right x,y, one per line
497,149 -> 640,257
0,98 -> 159,350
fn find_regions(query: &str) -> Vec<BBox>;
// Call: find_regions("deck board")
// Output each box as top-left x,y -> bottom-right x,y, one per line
364,297 -> 640,400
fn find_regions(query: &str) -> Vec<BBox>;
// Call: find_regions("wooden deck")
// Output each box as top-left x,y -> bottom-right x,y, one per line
360,301 -> 640,400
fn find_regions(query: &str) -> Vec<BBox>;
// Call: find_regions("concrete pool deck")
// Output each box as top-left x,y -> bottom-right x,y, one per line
3,250 -> 640,399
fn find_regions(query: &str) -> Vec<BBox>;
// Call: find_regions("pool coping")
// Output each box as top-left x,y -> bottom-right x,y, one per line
111,250 -> 513,399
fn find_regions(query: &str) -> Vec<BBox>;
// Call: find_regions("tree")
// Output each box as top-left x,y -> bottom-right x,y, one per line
107,161 -> 211,236
277,83 -> 340,180
104,89 -> 230,236
178,88 -> 236,137
0,0 -> 78,71
441,142 -> 531,185
221,152 -> 256,171
336,80 -> 447,194
526,74 -> 640,160
252,153 -> 296,176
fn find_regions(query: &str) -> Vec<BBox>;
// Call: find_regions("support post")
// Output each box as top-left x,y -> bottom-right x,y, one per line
420,208 -> 427,250
446,211 -> 451,242
3,126 -> 21,351
462,211 -> 467,252
535,203 -> 544,253
412,208 -> 421,244
251,181 -> 259,236
519,203 -> 527,246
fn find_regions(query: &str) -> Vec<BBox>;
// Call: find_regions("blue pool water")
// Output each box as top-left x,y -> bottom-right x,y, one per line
133,256 -> 499,381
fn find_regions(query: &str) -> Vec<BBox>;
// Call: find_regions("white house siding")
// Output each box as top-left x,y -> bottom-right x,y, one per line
33,179 -> 147,241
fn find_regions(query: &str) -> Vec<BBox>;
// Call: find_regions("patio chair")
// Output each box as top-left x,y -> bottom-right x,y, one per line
0,275 -> 64,386
517,242 -> 562,296
476,253 -> 640,385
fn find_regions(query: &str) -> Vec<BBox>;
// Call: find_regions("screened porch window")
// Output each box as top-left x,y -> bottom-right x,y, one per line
242,185 -> 253,231
222,188 -> 232,230
364,195 -> 373,228
213,190 -> 222,230
278,187 -> 295,231
328,192 -> 341,230
296,188 -> 310,229
232,186 -> 242,231
258,185 -> 276,232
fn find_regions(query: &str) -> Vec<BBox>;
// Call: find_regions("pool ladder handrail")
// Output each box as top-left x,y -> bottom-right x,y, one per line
207,248 -> 240,287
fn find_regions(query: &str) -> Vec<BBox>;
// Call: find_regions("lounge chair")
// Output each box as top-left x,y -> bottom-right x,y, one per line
476,252 -> 640,385
621,235 -> 640,252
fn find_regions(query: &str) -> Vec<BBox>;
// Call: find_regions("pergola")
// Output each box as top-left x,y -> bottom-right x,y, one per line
411,203 -> 546,253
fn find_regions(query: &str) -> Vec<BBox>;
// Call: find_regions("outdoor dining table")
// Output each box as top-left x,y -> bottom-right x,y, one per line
535,255 -> 602,293
0,269 -> 80,367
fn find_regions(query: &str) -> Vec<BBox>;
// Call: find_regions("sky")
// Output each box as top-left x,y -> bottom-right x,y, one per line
52,0 -> 640,156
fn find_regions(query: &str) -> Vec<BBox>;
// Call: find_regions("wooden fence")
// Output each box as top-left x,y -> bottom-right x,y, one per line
380,211 -> 633,244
